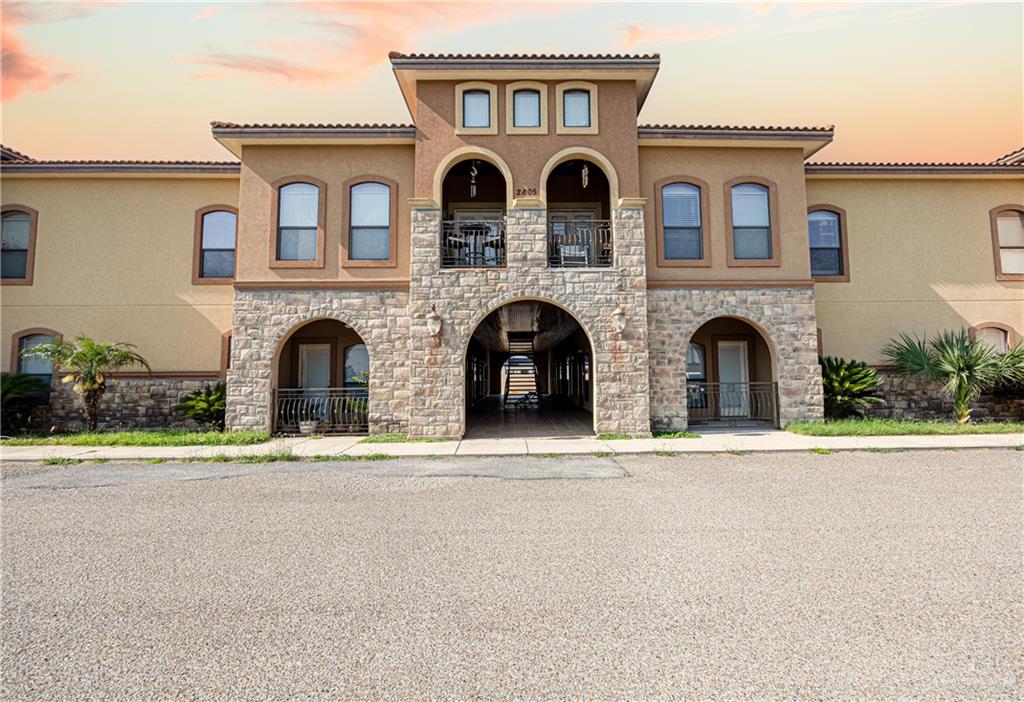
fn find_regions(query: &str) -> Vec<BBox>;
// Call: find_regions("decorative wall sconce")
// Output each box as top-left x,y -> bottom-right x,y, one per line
469,161 -> 478,199
426,305 -> 443,338
611,305 -> 627,337
581,162 -> 589,189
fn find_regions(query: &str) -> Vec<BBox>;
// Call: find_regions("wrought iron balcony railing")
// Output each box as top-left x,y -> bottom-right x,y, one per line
441,220 -> 506,268
687,381 -> 779,425
547,220 -> 612,268
274,387 -> 368,434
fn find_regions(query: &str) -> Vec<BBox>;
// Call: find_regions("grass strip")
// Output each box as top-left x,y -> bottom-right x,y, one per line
3,430 -> 270,447
787,419 -> 1024,436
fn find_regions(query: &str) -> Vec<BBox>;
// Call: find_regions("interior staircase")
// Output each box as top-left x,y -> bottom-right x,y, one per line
503,332 -> 540,408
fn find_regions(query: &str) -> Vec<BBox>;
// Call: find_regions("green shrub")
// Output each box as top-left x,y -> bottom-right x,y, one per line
819,356 -> 885,419
175,382 -> 227,430
1,372 -> 48,435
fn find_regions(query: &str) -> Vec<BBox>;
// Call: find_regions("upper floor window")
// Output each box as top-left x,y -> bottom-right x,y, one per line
726,179 -> 779,266
273,180 -> 324,267
563,90 -> 591,127
194,207 -> 237,283
462,90 -> 490,128
1,206 -> 37,284
349,182 -> 391,261
662,182 -> 703,260
990,205 -> 1024,280
513,89 -> 541,128
17,332 -> 56,385
808,206 -> 848,280
455,82 -> 497,135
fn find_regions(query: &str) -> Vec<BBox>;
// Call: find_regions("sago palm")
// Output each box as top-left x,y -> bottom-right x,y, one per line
22,336 -> 150,431
882,329 -> 1024,424
818,356 -> 884,419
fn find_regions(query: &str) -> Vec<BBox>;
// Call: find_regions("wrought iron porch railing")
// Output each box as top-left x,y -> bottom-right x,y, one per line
274,388 -> 368,434
547,220 -> 612,268
441,220 -> 506,268
687,381 -> 779,425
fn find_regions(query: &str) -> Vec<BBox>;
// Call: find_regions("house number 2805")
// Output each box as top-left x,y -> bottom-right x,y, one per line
515,187 -> 538,198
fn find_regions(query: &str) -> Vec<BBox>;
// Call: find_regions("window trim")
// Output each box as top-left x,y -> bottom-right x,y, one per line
807,204 -> 850,282
192,205 -> 238,285
219,330 -> 232,379
269,176 -> 327,269
455,82 -> 498,135
10,327 -> 61,374
555,81 -> 598,135
505,81 -> 548,135
654,176 -> 711,267
341,175 -> 398,268
969,321 -> 1018,351
1,204 -> 38,286
724,176 -> 781,268
990,204 -> 1024,281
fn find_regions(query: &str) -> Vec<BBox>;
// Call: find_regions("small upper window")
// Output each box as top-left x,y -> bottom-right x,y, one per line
563,89 -> 591,128
513,89 -> 541,128
344,343 -> 369,388
662,183 -> 702,260
975,327 -> 1009,354
199,210 -> 237,278
18,334 -> 55,385
686,342 -> 706,381
993,208 -> 1024,278
277,182 -> 319,261
808,209 -> 843,277
731,183 -> 772,259
462,90 -> 490,129
1,210 -> 32,279
349,182 -> 391,261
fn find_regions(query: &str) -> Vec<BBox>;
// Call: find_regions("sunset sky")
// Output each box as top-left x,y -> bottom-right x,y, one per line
2,1 -> 1021,163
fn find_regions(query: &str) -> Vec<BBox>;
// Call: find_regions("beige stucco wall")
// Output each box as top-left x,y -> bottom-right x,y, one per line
640,146 -> 812,281
806,176 -> 1024,363
414,79 -> 641,201
236,144 -> 414,283
1,175 -> 238,372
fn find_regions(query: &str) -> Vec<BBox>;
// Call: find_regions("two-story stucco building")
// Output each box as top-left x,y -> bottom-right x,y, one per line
2,53 -> 1022,437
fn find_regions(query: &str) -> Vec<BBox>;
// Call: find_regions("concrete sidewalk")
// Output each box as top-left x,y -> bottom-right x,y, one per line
1,429 -> 1021,461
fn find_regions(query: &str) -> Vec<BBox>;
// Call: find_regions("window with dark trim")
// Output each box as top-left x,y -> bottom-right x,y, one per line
462,90 -> 491,129
512,89 -> 541,128
277,182 -> 320,261
808,208 -> 844,278
730,183 -> 772,259
662,182 -> 703,260
1,206 -> 36,282
197,209 -> 237,279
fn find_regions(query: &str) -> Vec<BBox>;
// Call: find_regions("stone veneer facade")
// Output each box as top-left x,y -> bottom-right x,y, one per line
49,376 -> 213,431
647,286 -> 824,429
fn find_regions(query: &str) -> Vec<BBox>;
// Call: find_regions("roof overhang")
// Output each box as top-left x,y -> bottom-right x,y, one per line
0,162 -> 240,178
805,164 -> 1024,179
389,54 -> 661,120
211,124 -> 416,158
638,126 -> 834,159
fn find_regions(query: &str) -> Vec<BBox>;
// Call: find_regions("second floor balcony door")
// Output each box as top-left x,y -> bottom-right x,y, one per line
454,209 -> 504,267
549,208 -> 600,267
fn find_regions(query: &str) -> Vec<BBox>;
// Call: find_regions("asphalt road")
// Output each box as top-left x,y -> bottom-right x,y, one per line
2,450 -> 1022,700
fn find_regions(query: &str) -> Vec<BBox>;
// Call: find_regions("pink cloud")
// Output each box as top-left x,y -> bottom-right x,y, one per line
619,22 -> 741,49
196,5 -> 225,21
189,53 -> 340,85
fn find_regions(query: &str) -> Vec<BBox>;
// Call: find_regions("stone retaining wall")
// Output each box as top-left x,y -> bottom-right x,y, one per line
867,371 -> 1024,422
48,376 -> 212,431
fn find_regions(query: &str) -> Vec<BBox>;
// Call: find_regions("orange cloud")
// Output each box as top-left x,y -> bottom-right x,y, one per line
196,5 -> 225,21
188,53 -> 340,85
619,22 -> 741,49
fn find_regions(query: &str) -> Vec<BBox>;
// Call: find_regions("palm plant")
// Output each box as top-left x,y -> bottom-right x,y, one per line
883,328 -> 1024,424
175,382 -> 226,430
22,336 -> 150,431
819,356 -> 885,419
1,372 -> 49,435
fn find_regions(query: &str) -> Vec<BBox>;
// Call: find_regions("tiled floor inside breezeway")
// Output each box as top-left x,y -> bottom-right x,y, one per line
463,396 -> 594,439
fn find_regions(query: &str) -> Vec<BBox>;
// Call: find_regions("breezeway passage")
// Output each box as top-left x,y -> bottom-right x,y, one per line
3,450 -> 1021,700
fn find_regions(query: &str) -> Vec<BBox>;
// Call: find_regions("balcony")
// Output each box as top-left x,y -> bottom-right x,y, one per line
687,381 -> 779,426
441,219 -> 506,268
547,219 -> 612,268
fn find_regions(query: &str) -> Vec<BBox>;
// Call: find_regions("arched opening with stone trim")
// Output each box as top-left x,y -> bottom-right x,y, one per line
544,157 -> 612,267
685,316 -> 779,427
440,157 -> 509,268
463,299 -> 596,438
272,318 -> 370,434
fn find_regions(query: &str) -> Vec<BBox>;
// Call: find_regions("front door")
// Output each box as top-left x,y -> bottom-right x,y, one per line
299,344 -> 331,389
716,340 -> 749,417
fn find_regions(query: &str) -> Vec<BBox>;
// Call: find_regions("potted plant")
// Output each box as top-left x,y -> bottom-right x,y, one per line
297,401 -> 320,436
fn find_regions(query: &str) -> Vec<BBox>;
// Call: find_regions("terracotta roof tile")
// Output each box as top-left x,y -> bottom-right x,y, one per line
0,144 -> 32,161
389,51 -> 659,61
809,160 -> 1023,168
994,146 -> 1024,164
639,123 -> 833,133
211,121 -> 414,130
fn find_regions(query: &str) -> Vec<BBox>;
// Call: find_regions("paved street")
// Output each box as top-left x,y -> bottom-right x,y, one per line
2,450 -> 1022,700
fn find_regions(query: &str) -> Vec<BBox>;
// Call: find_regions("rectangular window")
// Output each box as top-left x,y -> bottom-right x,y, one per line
662,183 -> 702,260
462,90 -> 490,128
513,89 -> 541,128
200,210 -> 237,278
277,183 -> 319,261
349,182 -> 391,260
996,210 -> 1024,275
563,90 -> 591,128
808,210 -> 842,276
731,184 -> 772,259
1,211 -> 31,279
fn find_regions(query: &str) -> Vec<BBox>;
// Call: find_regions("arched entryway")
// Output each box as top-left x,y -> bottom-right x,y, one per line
686,317 -> 779,427
272,319 -> 369,434
544,158 -> 612,267
440,158 -> 508,268
464,299 -> 596,438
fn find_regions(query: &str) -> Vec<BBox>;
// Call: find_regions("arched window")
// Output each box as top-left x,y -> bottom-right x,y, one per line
273,180 -> 324,266
662,182 -> 703,260
990,206 -> 1024,280
686,342 -> 706,381
194,207 -> 237,282
807,206 -> 848,280
1,206 -> 37,284
343,343 -> 369,388
972,323 -> 1015,354
512,89 -> 541,128
726,179 -> 779,266
348,182 -> 391,261
17,333 -> 56,385
462,90 -> 491,128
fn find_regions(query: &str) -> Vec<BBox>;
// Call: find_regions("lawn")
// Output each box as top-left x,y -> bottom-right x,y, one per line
1,429 -> 271,446
359,433 -> 449,444
786,419 -> 1024,436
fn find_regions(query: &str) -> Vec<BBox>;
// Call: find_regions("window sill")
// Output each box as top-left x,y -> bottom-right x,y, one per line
192,277 -> 235,286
